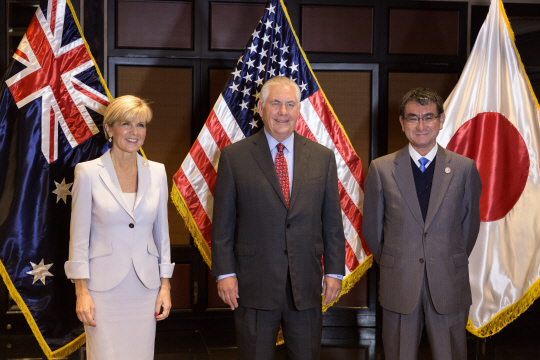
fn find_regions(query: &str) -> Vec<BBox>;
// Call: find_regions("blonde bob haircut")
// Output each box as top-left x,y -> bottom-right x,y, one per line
259,76 -> 301,107
103,95 -> 153,140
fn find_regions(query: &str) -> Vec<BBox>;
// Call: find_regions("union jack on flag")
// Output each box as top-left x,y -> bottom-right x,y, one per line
6,0 -> 109,163
172,0 -> 372,311
0,0 -> 110,358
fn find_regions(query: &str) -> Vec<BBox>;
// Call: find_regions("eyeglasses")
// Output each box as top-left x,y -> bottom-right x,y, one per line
403,114 -> 440,124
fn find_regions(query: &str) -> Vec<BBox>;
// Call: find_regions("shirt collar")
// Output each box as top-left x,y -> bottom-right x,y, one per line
264,128 -> 294,152
408,143 -> 438,167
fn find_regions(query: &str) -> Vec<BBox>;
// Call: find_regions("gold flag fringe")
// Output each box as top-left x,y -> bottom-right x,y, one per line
467,274 -> 540,337
465,0 -> 540,338
171,184 -> 212,268
0,260 -> 86,359
322,255 -> 373,312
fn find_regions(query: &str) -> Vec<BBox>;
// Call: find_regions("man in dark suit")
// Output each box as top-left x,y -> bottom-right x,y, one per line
211,76 -> 345,360
362,88 -> 482,360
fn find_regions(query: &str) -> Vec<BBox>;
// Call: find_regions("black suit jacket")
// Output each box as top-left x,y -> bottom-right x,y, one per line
211,130 -> 345,311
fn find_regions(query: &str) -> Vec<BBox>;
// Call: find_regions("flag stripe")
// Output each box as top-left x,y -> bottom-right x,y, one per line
181,154 -> 215,221
215,95 -> 246,144
300,95 -> 363,215
297,108 -> 366,269
338,180 -> 370,257
205,110 -> 232,152
308,91 -> 363,186
174,168 -> 213,244
196,125 -> 221,171
190,139 -> 218,195
15,49 -> 29,62
295,113 -> 318,142
72,83 -> 109,106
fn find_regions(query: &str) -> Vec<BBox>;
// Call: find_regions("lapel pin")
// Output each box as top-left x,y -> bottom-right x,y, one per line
445,167 -> 451,174
143,161 -> 148,167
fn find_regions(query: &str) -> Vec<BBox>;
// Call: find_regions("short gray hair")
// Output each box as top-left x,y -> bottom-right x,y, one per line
259,76 -> 301,106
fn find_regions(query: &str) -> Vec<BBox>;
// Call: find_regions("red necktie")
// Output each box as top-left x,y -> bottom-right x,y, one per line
275,143 -> 290,207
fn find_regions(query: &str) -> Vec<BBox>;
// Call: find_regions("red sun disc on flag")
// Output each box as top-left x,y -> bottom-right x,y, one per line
446,112 -> 529,222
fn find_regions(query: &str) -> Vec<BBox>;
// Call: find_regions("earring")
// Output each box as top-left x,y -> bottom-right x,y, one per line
108,136 -> 112,143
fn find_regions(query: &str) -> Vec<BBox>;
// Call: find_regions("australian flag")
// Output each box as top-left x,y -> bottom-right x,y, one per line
0,0 -> 110,358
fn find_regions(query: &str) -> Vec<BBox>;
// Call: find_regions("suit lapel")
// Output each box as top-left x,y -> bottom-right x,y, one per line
424,147 -> 453,230
250,130 -> 289,208
289,133 -> 309,209
98,150 -> 135,220
134,153 -> 150,211
391,147 -> 424,228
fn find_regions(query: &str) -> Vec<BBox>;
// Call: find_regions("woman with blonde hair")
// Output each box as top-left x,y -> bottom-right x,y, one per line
65,95 -> 174,359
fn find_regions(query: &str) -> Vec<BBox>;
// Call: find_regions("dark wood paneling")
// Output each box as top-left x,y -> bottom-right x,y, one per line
335,273 -> 368,307
302,6 -> 373,54
389,9 -> 459,55
315,70 -> 371,178
84,0 -> 105,72
320,345 -> 370,359
210,3 -> 265,50
117,66 -> 192,245
116,1 -> 193,49
207,270 -> 228,309
170,264 -> 191,309
209,69 -> 232,108
6,2 -> 39,68
387,72 -> 457,154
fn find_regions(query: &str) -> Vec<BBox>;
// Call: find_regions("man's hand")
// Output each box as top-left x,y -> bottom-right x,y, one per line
322,276 -> 342,306
217,276 -> 239,310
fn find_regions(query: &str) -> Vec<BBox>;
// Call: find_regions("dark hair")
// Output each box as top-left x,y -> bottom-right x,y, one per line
399,87 -> 444,117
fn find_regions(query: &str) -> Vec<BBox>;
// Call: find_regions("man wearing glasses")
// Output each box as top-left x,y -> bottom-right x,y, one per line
363,88 -> 482,360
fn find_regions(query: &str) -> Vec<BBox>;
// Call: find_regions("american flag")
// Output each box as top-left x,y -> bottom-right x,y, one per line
172,0 -> 372,305
0,0 -> 110,358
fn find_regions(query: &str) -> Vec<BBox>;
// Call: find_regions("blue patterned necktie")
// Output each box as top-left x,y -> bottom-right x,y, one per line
419,157 -> 429,173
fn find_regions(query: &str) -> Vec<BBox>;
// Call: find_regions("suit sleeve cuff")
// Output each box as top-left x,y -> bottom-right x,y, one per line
64,261 -> 89,279
217,273 -> 236,281
325,274 -> 343,280
159,263 -> 175,278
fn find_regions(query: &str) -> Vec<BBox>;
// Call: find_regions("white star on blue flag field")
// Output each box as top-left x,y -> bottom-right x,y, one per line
221,0 -> 318,137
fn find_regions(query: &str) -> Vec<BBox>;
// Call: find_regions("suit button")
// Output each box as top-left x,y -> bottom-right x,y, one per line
286,224 -> 291,228
129,223 -> 134,228
419,258 -> 424,263
424,232 -> 428,237
284,250 -> 288,255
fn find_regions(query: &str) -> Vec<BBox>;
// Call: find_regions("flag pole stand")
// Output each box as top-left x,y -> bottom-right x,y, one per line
475,336 -> 486,360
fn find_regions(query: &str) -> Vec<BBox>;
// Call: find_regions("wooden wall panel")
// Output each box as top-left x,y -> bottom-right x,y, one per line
117,66 -> 192,245
210,3 -> 265,50
170,264 -> 191,309
117,1 -> 192,49
387,73 -> 457,155
209,69 -> 232,108
334,272 -> 368,307
207,270 -> 228,308
315,71 -> 371,179
302,6 -> 372,54
389,9 -> 459,55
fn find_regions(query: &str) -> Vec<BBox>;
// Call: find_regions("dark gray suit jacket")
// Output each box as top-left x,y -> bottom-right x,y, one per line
362,145 -> 482,315
211,130 -> 345,311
